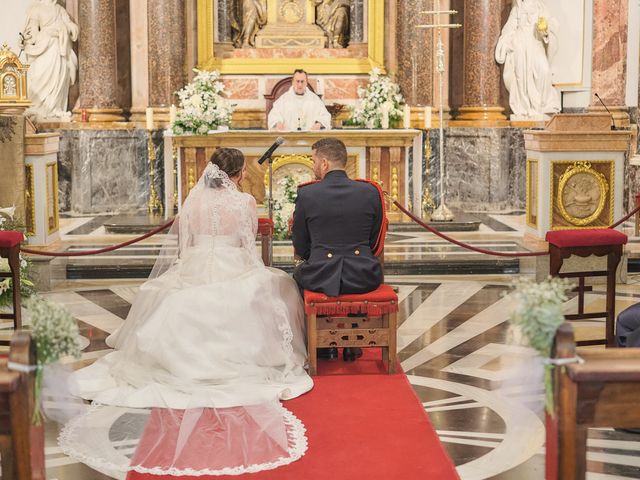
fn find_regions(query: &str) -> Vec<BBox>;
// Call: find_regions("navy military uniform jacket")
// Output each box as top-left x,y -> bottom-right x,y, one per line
292,170 -> 385,297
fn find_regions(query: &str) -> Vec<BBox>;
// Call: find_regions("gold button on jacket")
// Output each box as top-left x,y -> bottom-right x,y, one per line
327,253 -> 333,258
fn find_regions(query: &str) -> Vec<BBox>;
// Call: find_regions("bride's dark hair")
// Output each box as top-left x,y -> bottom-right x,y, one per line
208,148 -> 245,187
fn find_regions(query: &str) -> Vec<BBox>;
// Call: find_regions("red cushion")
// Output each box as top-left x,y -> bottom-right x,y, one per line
257,218 -> 273,236
0,231 -> 24,248
545,229 -> 627,248
304,284 -> 398,316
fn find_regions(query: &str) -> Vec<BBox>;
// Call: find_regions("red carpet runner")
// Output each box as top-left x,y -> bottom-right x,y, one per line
128,349 -> 459,480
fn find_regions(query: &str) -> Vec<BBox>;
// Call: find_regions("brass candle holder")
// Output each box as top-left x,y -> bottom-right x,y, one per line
146,130 -> 164,216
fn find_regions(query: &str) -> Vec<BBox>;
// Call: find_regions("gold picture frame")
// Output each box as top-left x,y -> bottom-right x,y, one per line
196,0 -> 385,74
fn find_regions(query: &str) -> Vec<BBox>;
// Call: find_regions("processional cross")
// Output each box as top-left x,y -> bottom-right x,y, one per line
417,0 -> 461,221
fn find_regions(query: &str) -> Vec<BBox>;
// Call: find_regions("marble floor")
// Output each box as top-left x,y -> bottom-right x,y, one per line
16,213 -> 640,479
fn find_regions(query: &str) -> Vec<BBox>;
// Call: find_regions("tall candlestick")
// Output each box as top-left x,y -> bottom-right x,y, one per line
403,104 -> 411,129
424,106 -> 432,129
169,104 -> 177,125
146,107 -> 154,130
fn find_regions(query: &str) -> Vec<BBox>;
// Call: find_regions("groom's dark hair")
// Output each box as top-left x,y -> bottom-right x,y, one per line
312,138 -> 347,168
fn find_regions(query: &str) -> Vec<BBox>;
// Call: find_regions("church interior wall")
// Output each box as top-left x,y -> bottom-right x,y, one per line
0,2 -> 30,55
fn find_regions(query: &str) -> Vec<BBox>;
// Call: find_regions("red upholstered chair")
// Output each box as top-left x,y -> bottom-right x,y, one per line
257,218 -> 274,266
304,285 -> 398,375
0,231 -> 24,332
546,228 -> 628,347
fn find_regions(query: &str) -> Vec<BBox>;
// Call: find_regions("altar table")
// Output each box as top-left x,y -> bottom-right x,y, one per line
163,129 -> 424,222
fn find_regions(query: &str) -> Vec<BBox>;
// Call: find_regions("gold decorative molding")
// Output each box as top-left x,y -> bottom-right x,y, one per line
263,153 -> 314,189
525,158 -> 538,229
0,43 -> 30,113
45,162 -> 59,234
550,160 -> 614,230
196,0 -> 385,74
24,164 -> 35,236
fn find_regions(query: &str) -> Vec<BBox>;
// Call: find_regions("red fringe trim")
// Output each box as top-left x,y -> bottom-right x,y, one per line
305,302 -> 398,316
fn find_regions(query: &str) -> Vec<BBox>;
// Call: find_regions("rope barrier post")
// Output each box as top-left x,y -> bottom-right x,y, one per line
636,193 -> 640,237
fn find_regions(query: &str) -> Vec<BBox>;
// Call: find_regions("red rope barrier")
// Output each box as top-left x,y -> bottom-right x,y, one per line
391,199 -> 548,257
20,219 -> 175,257
608,203 -> 640,230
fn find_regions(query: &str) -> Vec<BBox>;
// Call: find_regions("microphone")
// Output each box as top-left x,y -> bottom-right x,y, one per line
594,93 -> 617,130
257,136 -> 285,165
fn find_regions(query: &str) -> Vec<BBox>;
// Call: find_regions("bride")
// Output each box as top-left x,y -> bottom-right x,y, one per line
60,148 -> 313,477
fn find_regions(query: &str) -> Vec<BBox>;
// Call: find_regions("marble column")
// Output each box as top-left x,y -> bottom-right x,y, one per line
75,0 -> 125,121
590,0 -> 630,127
147,0 -> 186,126
129,0 -> 149,124
396,1 -> 434,108
452,0 -> 507,127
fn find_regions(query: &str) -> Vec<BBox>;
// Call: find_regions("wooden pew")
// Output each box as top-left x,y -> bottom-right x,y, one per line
546,323 -> 640,480
0,332 -> 45,480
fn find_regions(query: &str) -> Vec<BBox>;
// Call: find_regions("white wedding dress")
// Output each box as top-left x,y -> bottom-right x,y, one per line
59,164 -> 313,477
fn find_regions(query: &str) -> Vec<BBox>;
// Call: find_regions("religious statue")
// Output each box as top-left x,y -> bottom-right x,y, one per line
495,0 -> 560,120
20,0 -> 78,121
315,0 -> 350,48
231,0 -> 267,48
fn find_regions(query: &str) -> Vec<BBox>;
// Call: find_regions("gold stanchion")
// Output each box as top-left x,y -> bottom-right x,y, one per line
146,130 -> 163,216
172,144 -> 179,215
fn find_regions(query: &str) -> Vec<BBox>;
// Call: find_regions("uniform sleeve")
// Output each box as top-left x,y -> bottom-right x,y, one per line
292,191 -> 311,259
369,187 -> 384,254
267,98 -> 285,130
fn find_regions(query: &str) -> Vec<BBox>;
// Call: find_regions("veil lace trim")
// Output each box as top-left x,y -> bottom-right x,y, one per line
203,163 -> 237,190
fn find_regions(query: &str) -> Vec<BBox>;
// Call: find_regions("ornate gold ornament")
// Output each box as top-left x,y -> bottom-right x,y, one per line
263,154 -> 314,189
536,16 -> 548,34
24,164 -> 35,236
0,43 -> 30,113
45,162 -> 59,234
556,161 -> 608,226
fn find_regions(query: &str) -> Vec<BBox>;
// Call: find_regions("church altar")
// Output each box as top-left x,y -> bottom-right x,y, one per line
164,129 -> 424,222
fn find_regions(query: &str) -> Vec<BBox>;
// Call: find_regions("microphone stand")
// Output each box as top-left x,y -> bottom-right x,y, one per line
267,154 -> 275,266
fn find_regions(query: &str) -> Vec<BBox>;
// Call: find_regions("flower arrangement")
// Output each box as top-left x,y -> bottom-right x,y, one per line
0,207 -> 34,308
26,295 -> 82,423
272,175 -> 298,240
351,68 -> 405,129
507,277 -> 572,414
171,69 -> 234,135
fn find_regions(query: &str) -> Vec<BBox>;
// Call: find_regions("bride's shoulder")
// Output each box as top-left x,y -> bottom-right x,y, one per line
241,192 -> 257,207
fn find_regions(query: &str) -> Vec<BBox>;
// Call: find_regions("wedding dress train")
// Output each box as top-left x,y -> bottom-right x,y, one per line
59,163 -> 313,477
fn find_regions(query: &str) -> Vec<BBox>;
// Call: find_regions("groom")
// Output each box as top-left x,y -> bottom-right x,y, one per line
292,137 -> 385,362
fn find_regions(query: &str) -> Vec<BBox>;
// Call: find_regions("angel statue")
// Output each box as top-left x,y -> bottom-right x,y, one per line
315,0 -> 350,48
21,0 -> 79,121
231,0 -> 267,48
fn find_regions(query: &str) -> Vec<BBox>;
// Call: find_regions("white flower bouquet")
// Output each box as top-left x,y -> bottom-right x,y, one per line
507,277 -> 572,414
272,175 -> 299,240
171,69 -> 234,135
26,295 -> 82,423
351,68 -> 405,129
0,206 -> 34,307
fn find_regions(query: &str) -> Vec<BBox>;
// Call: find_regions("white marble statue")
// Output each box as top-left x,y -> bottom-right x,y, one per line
495,0 -> 560,120
20,0 -> 78,121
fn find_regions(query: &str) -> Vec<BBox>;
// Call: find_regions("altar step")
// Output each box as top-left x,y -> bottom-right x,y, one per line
61,240 -> 525,279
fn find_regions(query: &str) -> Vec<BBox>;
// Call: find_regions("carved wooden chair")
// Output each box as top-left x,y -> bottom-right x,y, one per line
257,218 -> 274,266
546,322 -> 640,480
545,229 -> 627,347
0,332 -> 45,480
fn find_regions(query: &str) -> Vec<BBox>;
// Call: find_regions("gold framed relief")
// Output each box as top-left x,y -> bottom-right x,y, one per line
526,157 -> 538,228
46,161 -> 59,234
197,0 -> 385,74
550,160 -> 613,230
24,164 -> 35,236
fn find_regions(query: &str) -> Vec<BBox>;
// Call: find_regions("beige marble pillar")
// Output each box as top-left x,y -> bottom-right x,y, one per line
129,0 -> 149,124
75,0 -> 125,121
451,0 -> 507,127
147,0 -> 186,126
590,0 -> 630,127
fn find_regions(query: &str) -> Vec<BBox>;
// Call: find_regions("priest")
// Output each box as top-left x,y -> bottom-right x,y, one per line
268,69 -> 332,131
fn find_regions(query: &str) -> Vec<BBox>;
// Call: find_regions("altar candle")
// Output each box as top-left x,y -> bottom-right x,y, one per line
146,107 -> 154,130
424,106 -> 432,129
169,104 -> 177,125
403,104 -> 411,129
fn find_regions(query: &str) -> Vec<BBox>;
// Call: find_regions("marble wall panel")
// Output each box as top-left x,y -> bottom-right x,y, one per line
55,129 -> 165,214
324,78 -> 368,100
426,128 -> 526,211
223,79 -> 260,99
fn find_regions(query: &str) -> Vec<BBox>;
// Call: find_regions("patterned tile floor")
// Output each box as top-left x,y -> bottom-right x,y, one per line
15,213 -> 640,479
